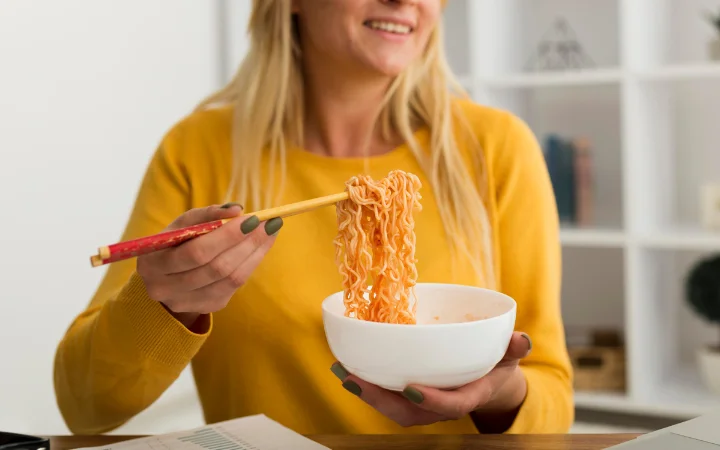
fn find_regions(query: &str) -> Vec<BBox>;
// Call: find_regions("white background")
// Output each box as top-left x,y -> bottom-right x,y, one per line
0,0 -> 250,435
450,0 -> 720,421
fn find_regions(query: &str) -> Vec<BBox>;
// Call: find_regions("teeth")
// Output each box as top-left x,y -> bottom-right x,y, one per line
367,20 -> 411,34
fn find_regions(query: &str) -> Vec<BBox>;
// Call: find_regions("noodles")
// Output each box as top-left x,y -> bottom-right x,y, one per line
333,170 -> 422,324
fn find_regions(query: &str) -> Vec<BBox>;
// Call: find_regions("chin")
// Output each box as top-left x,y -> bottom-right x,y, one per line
366,56 -> 418,78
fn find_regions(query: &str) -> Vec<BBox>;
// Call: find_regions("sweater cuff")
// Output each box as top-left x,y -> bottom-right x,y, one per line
108,271 -> 212,367
504,365 -> 574,434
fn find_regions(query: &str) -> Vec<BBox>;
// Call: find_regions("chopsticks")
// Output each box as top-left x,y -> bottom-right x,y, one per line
89,191 -> 349,268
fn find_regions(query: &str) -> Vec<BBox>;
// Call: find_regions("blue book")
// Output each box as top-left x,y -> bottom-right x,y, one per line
558,138 -> 576,224
543,134 -> 576,224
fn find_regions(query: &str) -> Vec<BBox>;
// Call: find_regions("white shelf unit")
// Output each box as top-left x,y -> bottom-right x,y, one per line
443,0 -> 720,420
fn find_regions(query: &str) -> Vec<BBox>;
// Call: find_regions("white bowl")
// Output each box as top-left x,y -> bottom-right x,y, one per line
321,283 -> 517,391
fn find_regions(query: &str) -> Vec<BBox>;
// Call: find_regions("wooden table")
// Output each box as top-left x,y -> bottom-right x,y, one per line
48,433 -> 640,449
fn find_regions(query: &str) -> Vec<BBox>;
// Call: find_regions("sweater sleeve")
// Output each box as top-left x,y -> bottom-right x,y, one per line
53,120 -> 212,434
491,113 -> 575,433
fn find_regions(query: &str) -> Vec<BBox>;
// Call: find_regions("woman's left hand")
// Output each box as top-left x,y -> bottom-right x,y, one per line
330,331 -> 532,430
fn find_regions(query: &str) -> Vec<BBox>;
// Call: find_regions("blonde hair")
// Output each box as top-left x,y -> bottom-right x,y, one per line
196,0 -> 496,289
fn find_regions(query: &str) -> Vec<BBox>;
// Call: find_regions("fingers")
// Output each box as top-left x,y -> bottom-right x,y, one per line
181,224 -> 279,307
165,217 -> 281,288
231,221 -> 281,277
400,379 -> 494,419
345,376 -> 420,425
159,214 -> 261,274
138,204 -> 247,277
329,363 -> 447,427
326,334 -> 532,426
167,203 -> 243,230
151,220 -> 281,310
396,332 -> 533,419
501,331 -> 532,362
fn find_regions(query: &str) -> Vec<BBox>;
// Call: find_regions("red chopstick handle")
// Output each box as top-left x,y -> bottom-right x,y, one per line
98,219 -> 226,264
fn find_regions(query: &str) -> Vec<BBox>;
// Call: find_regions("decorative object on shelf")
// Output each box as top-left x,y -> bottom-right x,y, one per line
566,328 -> 626,393
704,7 -> 720,61
701,183 -> 720,231
543,134 -> 595,226
685,254 -> 720,395
524,17 -> 595,72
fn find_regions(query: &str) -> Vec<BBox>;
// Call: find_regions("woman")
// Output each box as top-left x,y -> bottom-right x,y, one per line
54,0 -> 574,436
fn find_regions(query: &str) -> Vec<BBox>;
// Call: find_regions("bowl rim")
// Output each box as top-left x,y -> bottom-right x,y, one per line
321,282 -> 517,330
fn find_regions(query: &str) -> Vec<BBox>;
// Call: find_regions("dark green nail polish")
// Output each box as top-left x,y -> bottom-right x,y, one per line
330,362 -> 349,380
521,333 -> 532,352
402,386 -> 424,404
264,217 -> 283,235
220,202 -> 243,209
342,380 -> 362,396
240,216 -> 260,234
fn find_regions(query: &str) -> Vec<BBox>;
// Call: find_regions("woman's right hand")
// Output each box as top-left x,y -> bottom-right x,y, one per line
136,203 -> 283,329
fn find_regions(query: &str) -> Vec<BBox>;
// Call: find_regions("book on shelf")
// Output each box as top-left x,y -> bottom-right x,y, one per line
543,134 -> 595,227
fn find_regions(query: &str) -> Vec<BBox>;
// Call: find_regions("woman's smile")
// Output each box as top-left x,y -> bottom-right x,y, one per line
363,18 -> 415,42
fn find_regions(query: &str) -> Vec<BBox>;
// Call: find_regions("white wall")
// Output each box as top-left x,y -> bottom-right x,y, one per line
0,0 -> 249,435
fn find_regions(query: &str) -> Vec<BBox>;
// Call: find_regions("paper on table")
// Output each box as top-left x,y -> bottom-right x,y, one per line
606,432 -> 719,449
75,414 -> 330,450
606,409 -> 720,449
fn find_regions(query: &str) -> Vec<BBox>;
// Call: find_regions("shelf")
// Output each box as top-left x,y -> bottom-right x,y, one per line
450,0 -> 720,424
629,0 -> 720,73
574,384 -> 719,420
635,63 -> 720,82
560,227 -> 626,247
574,392 -> 643,416
466,64 -> 720,88
477,68 -> 623,89
637,227 -> 720,251
575,371 -> 720,421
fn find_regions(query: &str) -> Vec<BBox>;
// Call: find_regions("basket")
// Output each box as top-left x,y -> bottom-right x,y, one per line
567,329 -> 626,392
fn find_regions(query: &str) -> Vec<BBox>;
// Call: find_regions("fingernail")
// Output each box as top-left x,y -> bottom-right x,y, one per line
402,386 -> 424,404
521,333 -> 532,352
220,202 -> 243,209
330,362 -> 349,380
264,217 -> 283,236
240,216 -> 260,234
342,380 -> 362,396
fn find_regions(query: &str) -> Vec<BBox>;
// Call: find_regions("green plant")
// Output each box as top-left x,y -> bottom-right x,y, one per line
685,254 -> 720,351
705,7 -> 720,34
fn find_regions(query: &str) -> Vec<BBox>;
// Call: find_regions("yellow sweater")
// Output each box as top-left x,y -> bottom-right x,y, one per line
54,99 -> 574,435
